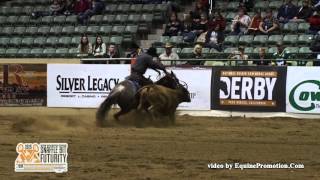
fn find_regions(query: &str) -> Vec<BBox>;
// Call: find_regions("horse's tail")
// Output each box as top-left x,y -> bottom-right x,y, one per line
96,92 -> 118,127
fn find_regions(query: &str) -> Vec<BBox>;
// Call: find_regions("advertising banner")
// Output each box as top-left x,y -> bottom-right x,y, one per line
47,64 -> 131,108
286,67 -> 320,114
145,67 -> 212,110
0,64 -> 46,106
211,66 -> 287,112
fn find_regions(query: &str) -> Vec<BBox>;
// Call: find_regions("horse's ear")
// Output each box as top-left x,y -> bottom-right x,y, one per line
170,71 -> 173,75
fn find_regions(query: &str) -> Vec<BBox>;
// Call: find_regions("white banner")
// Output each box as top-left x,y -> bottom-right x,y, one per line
47,64 -> 131,108
286,67 -> 320,114
146,67 -> 212,110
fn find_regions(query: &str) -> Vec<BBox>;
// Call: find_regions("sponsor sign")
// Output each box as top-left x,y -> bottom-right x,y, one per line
145,67 -> 212,110
211,66 -> 287,112
0,64 -> 46,106
47,64 -> 130,108
15,143 -> 68,173
287,67 -> 320,114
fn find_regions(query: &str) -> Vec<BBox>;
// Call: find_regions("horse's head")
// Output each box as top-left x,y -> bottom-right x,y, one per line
156,71 -> 179,89
177,80 -> 191,103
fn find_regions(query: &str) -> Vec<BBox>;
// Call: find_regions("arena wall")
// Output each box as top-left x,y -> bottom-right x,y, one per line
0,59 -> 320,118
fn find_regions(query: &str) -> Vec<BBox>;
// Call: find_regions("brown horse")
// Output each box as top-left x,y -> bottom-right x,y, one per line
136,82 -> 191,124
96,72 -> 180,126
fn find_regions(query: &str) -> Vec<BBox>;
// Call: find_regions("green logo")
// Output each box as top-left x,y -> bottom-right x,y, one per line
289,80 -> 320,111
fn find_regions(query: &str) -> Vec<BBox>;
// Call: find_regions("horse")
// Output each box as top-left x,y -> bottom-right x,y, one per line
136,81 -> 191,124
96,72 -> 180,126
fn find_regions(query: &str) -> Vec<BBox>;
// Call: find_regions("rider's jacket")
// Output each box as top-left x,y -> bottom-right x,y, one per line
131,53 -> 166,75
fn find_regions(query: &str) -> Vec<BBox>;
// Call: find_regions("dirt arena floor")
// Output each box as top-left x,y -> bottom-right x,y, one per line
0,107 -> 319,180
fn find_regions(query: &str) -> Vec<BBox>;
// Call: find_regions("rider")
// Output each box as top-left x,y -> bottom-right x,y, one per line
127,47 -> 168,87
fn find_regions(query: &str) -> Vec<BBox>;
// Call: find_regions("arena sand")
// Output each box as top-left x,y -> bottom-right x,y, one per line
0,107 -> 319,180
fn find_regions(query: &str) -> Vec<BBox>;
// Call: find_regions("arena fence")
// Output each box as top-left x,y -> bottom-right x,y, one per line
0,62 -> 319,115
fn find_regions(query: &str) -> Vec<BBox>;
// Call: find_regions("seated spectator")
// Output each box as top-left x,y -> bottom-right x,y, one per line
77,0 -> 105,24
199,0 -> 210,10
77,34 -> 92,57
32,0 -> 63,18
92,35 -> 106,57
259,9 -> 279,35
313,0 -> 320,10
207,10 -> 226,32
310,32 -> 320,66
239,0 -> 254,12
73,0 -> 91,15
163,12 -> 183,37
254,48 -> 271,66
247,10 -> 262,35
295,0 -> 314,20
181,14 -> 192,34
277,0 -> 298,24
204,24 -> 224,51
106,43 -> 120,64
272,42 -> 291,66
228,46 -> 249,66
231,8 -> 251,35
308,10 -> 320,34
183,13 -> 208,43
191,0 -> 208,19
59,0 -> 75,15
159,43 -> 180,65
187,44 -> 204,65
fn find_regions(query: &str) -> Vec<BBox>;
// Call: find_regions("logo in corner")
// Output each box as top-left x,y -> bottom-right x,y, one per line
15,143 -> 68,173
289,80 -> 320,111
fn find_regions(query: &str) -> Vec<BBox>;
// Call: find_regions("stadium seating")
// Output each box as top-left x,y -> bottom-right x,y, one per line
0,0 -> 315,62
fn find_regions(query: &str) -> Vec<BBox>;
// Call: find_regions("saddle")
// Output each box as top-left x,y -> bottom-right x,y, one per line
128,80 -> 141,92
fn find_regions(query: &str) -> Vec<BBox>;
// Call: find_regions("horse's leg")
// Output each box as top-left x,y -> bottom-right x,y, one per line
114,107 -> 131,121
169,112 -> 176,125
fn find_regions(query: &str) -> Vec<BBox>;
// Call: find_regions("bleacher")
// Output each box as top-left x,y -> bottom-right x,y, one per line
0,0 -> 316,63
0,0 -> 169,58
153,0 -> 315,65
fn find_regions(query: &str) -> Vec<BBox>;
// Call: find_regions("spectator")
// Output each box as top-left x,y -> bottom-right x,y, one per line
254,48 -> 271,66
313,0 -> 320,10
308,10 -> 320,34
231,8 -> 251,35
31,0 -> 63,18
295,0 -> 314,20
187,44 -> 204,65
228,46 -> 249,66
163,12 -> 184,37
59,0 -> 75,15
259,9 -> 279,35
181,14 -> 193,38
74,0 -> 91,15
310,32 -> 320,66
159,43 -> 180,65
77,34 -> 92,57
204,24 -> 224,51
183,13 -> 207,43
106,43 -> 121,64
191,0 -> 208,19
77,0 -> 105,24
207,10 -> 226,32
92,35 -> 106,57
277,0 -> 298,24
272,42 -> 291,66
239,0 -> 254,12
247,10 -> 262,35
